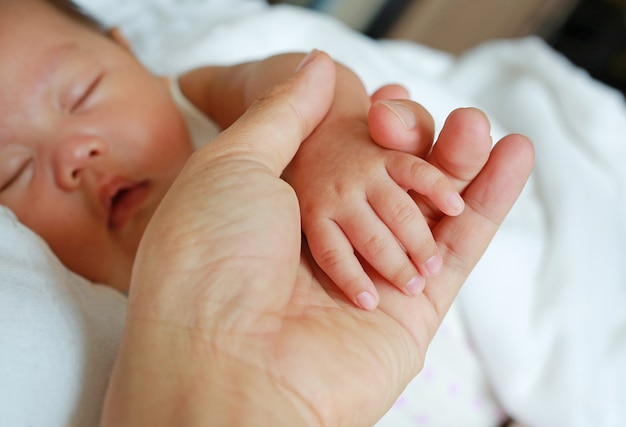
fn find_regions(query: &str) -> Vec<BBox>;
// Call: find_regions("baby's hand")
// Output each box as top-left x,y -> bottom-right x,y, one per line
285,122 -> 464,311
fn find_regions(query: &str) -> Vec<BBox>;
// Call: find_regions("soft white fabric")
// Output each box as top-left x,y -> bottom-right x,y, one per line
78,0 -> 267,73
168,77 -> 222,149
381,306 -> 506,426
2,0 -> 625,426
450,40 -> 626,427
0,207 -> 126,427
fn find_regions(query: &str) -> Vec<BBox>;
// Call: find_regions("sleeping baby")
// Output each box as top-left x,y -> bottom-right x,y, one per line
0,0 -> 485,310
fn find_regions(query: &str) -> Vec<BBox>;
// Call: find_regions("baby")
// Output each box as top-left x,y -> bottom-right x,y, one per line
0,0 -> 482,310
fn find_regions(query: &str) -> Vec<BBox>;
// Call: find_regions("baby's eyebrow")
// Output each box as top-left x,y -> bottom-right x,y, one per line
28,42 -> 76,99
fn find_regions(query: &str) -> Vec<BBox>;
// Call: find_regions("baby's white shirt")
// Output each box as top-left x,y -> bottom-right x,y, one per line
169,76 -> 222,149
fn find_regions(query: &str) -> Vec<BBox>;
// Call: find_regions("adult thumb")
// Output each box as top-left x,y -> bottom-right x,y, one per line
211,50 -> 336,176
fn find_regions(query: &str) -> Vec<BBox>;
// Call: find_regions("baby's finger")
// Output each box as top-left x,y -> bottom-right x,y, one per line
367,185 -> 442,278
305,219 -> 380,311
338,207 -> 424,296
368,99 -> 435,157
386,153 -> 465,217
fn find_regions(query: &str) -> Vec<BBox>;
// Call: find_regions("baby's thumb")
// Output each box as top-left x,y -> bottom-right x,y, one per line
217,50 -> 336,176
368,99 -> 435,157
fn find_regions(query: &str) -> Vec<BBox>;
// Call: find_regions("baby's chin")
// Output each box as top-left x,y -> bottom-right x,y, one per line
74,231 -> 144,294
97,254 -> 135,294
107,201 -> 163,293
91,178 -> 176,293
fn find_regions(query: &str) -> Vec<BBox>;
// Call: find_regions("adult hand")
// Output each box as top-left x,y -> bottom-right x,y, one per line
101,50 -> 534,427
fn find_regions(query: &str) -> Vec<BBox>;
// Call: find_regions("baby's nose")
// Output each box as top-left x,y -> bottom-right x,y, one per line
54,136 -> 106,190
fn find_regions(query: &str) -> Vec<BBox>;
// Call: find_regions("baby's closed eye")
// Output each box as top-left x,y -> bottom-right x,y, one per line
0,145 -> 34,193
63,72 -> 103,114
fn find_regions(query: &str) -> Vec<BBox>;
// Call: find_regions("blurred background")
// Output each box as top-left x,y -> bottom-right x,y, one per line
268,0 -> 626,95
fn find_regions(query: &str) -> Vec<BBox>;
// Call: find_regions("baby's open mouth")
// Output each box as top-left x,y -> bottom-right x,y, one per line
107,181 -> 151,230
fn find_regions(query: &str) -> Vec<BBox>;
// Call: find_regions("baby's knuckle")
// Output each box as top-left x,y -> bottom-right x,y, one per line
409,161 -> 445,188
363,234 -> 388,256
390,201 -> 417,226
316,246 -> 345,270
408,159 -> 429,179
331,181 -> 349,196
432,174 -> 453,192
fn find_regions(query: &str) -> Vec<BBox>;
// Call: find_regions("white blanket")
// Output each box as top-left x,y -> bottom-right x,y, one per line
1,1 -> 624,426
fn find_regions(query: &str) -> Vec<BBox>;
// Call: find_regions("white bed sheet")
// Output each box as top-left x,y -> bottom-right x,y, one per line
1,1 -> 624,426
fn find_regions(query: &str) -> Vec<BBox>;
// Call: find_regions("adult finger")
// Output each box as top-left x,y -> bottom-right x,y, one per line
370,83 -> 410,102
427,134 -> 535,316
428,108 -> 493,190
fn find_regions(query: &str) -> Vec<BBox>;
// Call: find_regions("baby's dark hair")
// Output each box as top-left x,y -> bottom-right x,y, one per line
44,0 -> 107,32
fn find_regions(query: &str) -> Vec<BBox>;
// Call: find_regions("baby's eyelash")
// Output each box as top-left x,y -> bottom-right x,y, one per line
0,159 -> 33,193
70,73 -> 103,113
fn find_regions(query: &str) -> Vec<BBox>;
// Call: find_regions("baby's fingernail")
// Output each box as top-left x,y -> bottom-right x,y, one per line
404,276 -> 425,295
447,193 -> 465,214
356,291 -> 378,311
424,255 -> 442,276
380,101 -> 417,130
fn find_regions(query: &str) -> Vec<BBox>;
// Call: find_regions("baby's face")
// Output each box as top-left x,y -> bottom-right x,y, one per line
0,1 -> 193,291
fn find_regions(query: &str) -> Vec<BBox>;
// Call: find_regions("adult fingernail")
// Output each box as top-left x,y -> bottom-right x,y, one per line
356,291 -> 378,311
296,49 -> 320,72
380,100 -> 417,130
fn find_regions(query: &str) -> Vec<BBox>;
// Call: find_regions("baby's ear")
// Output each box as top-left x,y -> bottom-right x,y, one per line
108,27 -> 133,52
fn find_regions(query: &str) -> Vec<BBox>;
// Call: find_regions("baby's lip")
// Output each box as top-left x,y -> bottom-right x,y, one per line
100,177 -> 151,230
